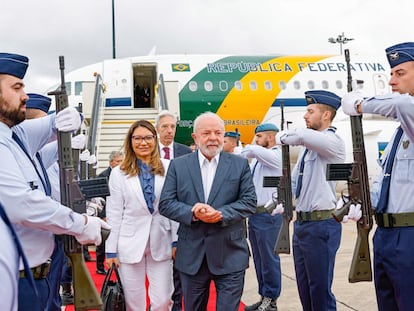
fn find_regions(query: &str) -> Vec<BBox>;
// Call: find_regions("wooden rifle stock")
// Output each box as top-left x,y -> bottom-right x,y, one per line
49,56 -> 103,310
274,100 -> 293,254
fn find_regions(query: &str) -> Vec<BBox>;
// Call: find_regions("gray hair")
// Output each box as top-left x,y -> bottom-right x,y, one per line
193,112 -> 224,133
109,150 -> 124,161
155,110 -> 178,127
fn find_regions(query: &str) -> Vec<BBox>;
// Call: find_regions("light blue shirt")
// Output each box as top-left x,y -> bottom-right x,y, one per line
0,116 -> 85,269
240,145 -> 282,206
0,210 -> 19,311
363,94 -> 414,213
281,127 -> 345,212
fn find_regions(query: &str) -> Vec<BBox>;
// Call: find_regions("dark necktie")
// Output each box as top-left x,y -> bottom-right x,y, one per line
0,202 -> 37,294
295,148 -> 309,198
376,126 -> 403,213
12,132 -> 51,196
163,147 -> 170,160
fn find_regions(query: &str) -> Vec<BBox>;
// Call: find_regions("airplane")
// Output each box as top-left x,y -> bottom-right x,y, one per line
47,52 -> 399,183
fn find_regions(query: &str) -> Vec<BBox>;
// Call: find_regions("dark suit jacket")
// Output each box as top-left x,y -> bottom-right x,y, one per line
173,142 -> 192,158
159,151 -> 256,276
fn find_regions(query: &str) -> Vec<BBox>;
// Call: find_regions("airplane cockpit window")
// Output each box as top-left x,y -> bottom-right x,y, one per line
65,82 -> 72,96
75,81 -> 83,96
234,81 -> 242,90
293,81 -> 300,90
322,80 -> 329,89
279,81 -> 286,90
204,81 -> 213,92
219,81 -> 228,92
189,81 -> 198,92
336,80 -> 343,89
250,81 -> 258,91
264,81 -> 273,90
307,81 -> 315,89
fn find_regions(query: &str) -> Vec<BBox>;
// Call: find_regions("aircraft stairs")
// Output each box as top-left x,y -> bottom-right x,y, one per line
94,107 -> 159,173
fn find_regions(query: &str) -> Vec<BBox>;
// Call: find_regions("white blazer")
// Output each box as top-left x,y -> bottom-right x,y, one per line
105,159 -> 178,263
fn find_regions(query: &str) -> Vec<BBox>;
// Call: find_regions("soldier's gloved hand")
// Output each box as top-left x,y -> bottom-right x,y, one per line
343,203 -> 362,223
341,91 -> 363,116
86,200 -> 102,216
75,215 -> 111,246
275,131 -> 287,145
56,107 -> 82,132
87,154 -> 97,165
71,133 -> 86,149
271,203 -> 284,216
80,149 -> 90,162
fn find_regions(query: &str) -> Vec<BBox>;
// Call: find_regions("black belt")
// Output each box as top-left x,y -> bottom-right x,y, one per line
19,260 -> 51,280
296,210 -> 334,222
375,212 -> 414,228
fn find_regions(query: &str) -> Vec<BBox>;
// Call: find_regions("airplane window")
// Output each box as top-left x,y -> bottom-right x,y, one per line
250,81 -> 258,91
307,81 -> 315,89
279,81 -> 286,90
204,81 -> 213,92
293,81 -> 300,90
336,80 -> 343,89
75,81 -> 83,96
219,81 -> 228,92
234,81 -> 242,91
322,80 -> 329,89
189,81 -> 198,92
264,81 -> 272,90
65,82 -> 72,96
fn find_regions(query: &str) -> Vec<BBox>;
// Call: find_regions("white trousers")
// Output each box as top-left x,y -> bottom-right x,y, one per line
119,254 -> 173,311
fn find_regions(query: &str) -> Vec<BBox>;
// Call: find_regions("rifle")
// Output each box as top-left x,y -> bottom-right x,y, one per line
49,56 -> 103,310
326,49 -> 374,283
273,100 -> 293,254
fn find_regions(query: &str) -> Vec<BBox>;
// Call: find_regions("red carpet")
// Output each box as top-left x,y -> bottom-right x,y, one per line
65,252 -> 245,310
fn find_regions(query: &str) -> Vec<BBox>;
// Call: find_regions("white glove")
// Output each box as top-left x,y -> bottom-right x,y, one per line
271,203 -> 284,216
71,134 -> 86,149
80,149 -> 90,162
86,200 -> 102,216
91,197 -> 106,208
275,131 -> 287,145
56,107 -> 82,132
87,154 -> 97,165
343,203 -> 362,223
75,215 -> 111,246
264,198 -> 284,215
341,91 -> 363,116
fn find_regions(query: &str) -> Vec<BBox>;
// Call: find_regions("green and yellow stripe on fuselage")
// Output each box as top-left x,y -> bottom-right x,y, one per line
176,55 -> 331,145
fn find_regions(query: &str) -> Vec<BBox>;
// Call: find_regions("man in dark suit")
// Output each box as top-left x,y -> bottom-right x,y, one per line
159,112 -> 257,311
155,110 -> 191,311
95,150 -> 124,275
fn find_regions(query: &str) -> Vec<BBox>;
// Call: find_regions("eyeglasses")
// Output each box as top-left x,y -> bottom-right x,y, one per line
131,135 -> 155,143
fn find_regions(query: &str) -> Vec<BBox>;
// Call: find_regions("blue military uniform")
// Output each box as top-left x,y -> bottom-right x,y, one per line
278,90 -> 345,311
359,42 -> 414,310
240,123 -> 282,310
26,93 -> 67,311
0,53 -> 86,311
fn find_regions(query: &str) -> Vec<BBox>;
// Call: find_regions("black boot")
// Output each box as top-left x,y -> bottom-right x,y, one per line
61,283 -> 74,306
244,297 -> 263,311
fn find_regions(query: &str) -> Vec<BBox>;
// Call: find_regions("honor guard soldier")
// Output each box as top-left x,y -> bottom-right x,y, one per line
342,42 -> 414,311
276,90 -> 345,311
223,131 -> 240,154
0,53 -> 110,311
241,123 -> 283,311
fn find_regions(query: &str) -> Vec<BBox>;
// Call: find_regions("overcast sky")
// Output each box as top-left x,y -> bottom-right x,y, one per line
2,0 -> 412,93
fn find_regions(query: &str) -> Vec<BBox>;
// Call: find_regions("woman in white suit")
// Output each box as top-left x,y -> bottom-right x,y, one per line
106,120 -> 176,311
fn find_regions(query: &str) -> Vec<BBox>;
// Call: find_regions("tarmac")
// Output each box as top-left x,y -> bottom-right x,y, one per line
241,220 -> 378,311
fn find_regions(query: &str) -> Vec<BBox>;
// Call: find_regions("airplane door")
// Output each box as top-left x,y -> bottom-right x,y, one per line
103,58 -> 133,107
372,73 -> 390,96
